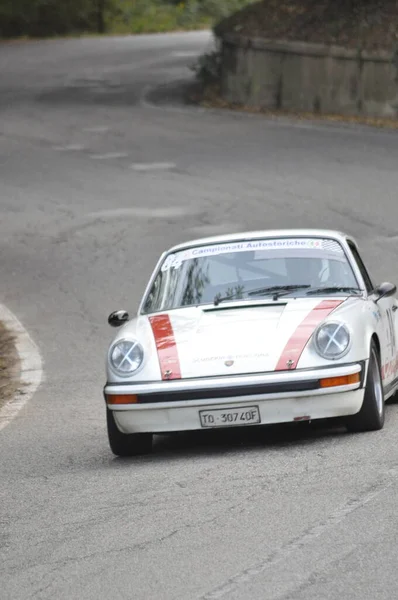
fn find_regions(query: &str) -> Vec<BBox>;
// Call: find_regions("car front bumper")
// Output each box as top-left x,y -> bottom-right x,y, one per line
104,362 -> 366,434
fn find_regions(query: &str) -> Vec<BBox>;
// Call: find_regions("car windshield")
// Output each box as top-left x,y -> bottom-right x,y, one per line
141,237 -> 359,314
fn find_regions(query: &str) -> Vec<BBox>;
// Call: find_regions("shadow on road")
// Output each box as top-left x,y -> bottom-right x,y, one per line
109,419 -> 349,466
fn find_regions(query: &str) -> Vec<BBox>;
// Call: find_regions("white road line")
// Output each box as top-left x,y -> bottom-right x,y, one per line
87,206 -> 197,219
83,126 -> 110,133
89,152 -> 129,160
53,144 -> 85,151
172,51 -> 201,57
0,304 -> 43,432
130,162 -> 176,171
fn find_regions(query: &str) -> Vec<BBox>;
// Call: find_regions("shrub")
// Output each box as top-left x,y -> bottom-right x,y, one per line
191,47 -> 222,86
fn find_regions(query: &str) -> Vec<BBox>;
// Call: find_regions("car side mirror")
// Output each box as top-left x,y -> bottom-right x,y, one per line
374,282 -> 397,302
108,310 -> 130,327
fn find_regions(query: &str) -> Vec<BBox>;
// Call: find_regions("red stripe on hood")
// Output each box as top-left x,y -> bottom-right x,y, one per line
149,314 -> 182,380
275,299 -> 344,371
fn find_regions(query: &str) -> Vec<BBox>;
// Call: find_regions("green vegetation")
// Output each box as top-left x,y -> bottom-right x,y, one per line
0,0 -> 257,39
194,0 -> 398,91
214,0 -> 398,52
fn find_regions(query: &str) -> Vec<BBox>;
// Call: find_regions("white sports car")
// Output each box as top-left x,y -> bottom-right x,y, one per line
104,229 -> 398,456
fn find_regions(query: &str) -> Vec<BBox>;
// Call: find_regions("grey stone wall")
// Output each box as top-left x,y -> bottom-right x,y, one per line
218,34 -> 398,118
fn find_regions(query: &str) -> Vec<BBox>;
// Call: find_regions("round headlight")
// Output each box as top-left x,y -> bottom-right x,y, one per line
314,322 -> 351,360
110,340 -> 144,376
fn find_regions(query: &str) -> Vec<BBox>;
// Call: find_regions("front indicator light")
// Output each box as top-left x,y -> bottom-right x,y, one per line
106,394 -> 138,405
320,372 -> 360,388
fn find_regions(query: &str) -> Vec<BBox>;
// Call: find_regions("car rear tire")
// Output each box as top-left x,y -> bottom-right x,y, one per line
106,408 -> 153,456
346,341 -> 385,432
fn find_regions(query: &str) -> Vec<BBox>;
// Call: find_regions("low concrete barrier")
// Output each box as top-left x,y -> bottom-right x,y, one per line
218,33 -> 398,118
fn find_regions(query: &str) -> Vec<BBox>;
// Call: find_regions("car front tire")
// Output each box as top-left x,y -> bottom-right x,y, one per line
346,341 -> 385,433
106,408 -> 153,456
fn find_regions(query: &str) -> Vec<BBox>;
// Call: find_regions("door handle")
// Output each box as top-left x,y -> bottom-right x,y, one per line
393,305 -> 398,312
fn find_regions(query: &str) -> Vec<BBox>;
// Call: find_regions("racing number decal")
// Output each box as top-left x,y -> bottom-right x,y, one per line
386,308 -> 396,355
382,307 -> 398,381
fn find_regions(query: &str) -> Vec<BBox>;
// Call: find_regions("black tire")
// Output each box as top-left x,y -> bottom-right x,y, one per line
106,408 -> 153,457
346,341 -> 385,432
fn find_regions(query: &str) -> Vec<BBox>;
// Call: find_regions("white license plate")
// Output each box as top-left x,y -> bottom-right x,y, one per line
199,406 -> 261,428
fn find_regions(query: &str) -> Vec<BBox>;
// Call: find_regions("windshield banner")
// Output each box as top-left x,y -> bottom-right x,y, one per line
161,238 -> 345,271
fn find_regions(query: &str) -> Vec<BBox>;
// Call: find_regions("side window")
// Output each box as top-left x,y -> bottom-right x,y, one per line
143,270 -> 165,313
347,241 -> 374,292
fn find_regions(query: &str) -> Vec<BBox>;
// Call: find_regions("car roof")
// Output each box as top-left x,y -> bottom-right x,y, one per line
167,229 -> 356,253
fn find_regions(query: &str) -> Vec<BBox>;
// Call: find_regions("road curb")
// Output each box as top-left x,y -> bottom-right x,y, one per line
0,304 -> 43,431
141,80 -> 398,136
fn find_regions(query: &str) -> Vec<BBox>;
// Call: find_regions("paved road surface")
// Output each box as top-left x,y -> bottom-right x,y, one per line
1,31 -> 398,600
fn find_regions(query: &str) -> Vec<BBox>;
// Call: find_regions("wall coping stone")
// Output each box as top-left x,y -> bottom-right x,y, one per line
219,33 -> 396,63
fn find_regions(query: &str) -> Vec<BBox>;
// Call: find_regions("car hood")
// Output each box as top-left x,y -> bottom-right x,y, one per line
142,297 -> 349,379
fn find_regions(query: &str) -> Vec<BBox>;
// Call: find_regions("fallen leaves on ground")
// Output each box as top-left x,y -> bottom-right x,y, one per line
189,85 -> 398,130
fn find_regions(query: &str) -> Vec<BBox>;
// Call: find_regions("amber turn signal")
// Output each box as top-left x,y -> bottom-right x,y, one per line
320,372 -> 360,388
106,394 -> 138,405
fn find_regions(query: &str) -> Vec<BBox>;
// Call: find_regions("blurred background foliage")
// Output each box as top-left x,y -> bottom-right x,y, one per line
0,0 -> 257,38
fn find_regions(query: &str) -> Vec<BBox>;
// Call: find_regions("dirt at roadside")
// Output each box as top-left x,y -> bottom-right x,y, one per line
215,0 -> 398,53
189,84 -> 398,130
0,321 -> 20,409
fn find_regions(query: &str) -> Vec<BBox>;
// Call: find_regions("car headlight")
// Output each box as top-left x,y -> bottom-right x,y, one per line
314,321 -> 351,360
109,339 -> 144,376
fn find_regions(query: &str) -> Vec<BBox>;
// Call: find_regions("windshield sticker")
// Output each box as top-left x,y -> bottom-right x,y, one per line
160,252 -> 185,271
161,238 -> 345,270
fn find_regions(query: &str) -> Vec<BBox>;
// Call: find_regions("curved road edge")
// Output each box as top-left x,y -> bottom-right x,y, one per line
141,78 -> 398,135
0,304 -> 43,431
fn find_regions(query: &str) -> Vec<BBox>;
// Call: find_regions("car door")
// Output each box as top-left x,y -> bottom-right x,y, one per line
348,241 -> 398,388
376,293 -> 398,386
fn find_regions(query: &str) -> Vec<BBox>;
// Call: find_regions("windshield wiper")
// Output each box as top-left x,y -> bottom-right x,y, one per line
247,284 -> 311,298
306,286 -> 362,296
214,285 -> 311,306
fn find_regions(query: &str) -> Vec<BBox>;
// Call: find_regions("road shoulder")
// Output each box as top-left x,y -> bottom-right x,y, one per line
0,320 -> 19,409
0,304 -> 43,431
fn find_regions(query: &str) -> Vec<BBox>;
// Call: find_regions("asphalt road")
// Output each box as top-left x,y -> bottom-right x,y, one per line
1,31 -> 398,600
